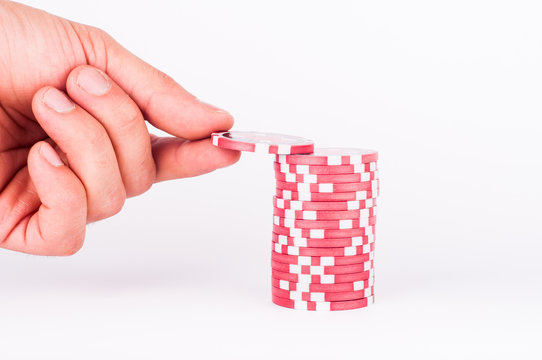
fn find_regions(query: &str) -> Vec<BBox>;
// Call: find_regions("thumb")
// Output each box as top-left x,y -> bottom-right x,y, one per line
89,27 -> 234,140
23,142 -> 87,256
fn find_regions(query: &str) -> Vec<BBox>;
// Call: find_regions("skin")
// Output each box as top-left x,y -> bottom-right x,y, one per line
0,1 -> 241,256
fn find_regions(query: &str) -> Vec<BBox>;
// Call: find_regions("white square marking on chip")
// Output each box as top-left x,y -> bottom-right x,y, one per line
369,162 -> 376,171
285,173 -> 296,182
299,274 -> 310,282
277,155 -> 286,162
321,257 -> 334,266
312,293 -> 325,302
295,238 -> 307,247
361,173 -> 369,181
299,193 -> 311,201
321,275 -> 333,284
291,201 -> 302,210
345,247 -> 355,256
316,303 -> 331,311
353,164 -> 362,172
276,198 -> 284,207
298,283 -> 308,292
328,156 -> 341,165
291,229 -> 302,237
297,183 -> 310,192
212,136 -> 218,146
297,165 -> 309,174
285,209 -> 294,218
347,201 -> 357,210
306,174 -> 316,183
277,145 -> 291,154
304,211 -> 316,220
290,264 -> 300,272
279,280 -> 288,289
340,219 -> 353,229
310,229 -> 324,238
299,256 -> 311,266
351,155 -> 361,163
319,183 -> 333,193
290,292 -> 302,301
254,143 -> 269,153
353,281 -> 362,290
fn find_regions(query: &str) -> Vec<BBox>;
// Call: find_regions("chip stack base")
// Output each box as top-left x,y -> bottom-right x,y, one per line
271,148 -> 379,311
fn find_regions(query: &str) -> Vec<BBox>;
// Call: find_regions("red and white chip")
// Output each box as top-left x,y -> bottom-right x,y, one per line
272,285 -> 375,302
275,148 -> 378,166
275,180 -> 379,193
273,215 -> 377,229
273,206 -> 377,220
271,250 -> 374,265
271,259 -> 374,275
273,224 -> 376,239
274,170 -> 378,184
276,189 -> 377,202
272,268 -> 374,284
211,131 -> 314,154
272,277 -> 374,293
274,162 -> 377,175
272,232 -> 375,248
273,197 -> 377,211
273,241 -> 375,257
272,294 -> 374,311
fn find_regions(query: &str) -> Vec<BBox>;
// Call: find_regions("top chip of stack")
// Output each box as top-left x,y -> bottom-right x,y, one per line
211,131 -> 315,154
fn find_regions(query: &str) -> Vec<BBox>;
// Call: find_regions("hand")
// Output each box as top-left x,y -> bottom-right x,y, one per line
0,1 -> 240,255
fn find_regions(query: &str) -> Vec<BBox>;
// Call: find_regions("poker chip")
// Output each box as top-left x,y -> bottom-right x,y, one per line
275,180 -> 379,193
273,197 -> 377,211
272,277 -> 374,293
271,259 -> 374,275
273,224 -> 375,239
272,269 -> 374,284
212,135 -> 380,311
271,251 -> 374,266
275,148 -> 378,165
211,131 -> 314,154
276,189 -> 377,201
274,170 -> 379,184
273,215 -> 377,229
273,206 -> 377,220
273,242 -> 375,257
271,232 -> 375,248
272,285 -> 375,302
274,162 -> 376,175
272,294 -> 374,311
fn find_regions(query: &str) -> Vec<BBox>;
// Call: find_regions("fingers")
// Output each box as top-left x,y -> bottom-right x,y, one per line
31,87 -> 125,222
96,30 -> 234,140
65,65 -> 155,197
0,142 -> 86,255
152,137 -> 241,182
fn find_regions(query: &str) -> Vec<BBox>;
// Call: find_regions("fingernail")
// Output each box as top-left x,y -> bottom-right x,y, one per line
42,88 -> 76,113
40,143 -> 64,167
76,67 -> 111,96
200,101 -> 232,115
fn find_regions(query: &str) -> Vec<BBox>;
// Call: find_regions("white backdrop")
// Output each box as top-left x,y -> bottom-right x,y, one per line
1,1 -> 541,358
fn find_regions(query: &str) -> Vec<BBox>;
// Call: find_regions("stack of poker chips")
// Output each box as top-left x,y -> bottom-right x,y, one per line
270,149 -> 379,311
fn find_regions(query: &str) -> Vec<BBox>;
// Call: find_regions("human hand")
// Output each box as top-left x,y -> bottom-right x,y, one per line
0,1 -> 240,255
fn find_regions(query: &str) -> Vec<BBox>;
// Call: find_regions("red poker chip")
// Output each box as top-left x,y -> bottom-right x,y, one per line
273,242 -> 375,257
273,216 -> 377,230
275,180 -> 379,193
274,170 -> 378,184
271,251 -> 373,266
275,148 -> 378,166
271,259 -> 374,275
273,197 -> 377,211
274,162 -> 376,175
272,277 -> 374,293
272,294 -> 374,311
273,224 -> 375,239
276,189 -> 377,202
272,285 -> 375,302
272,232 -> 374,248
273,206 -> 377,221
211,131 -> 314,154
272,269 -> 374,284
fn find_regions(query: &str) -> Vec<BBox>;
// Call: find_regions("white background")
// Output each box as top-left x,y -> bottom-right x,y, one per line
1,0 -> 541,359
